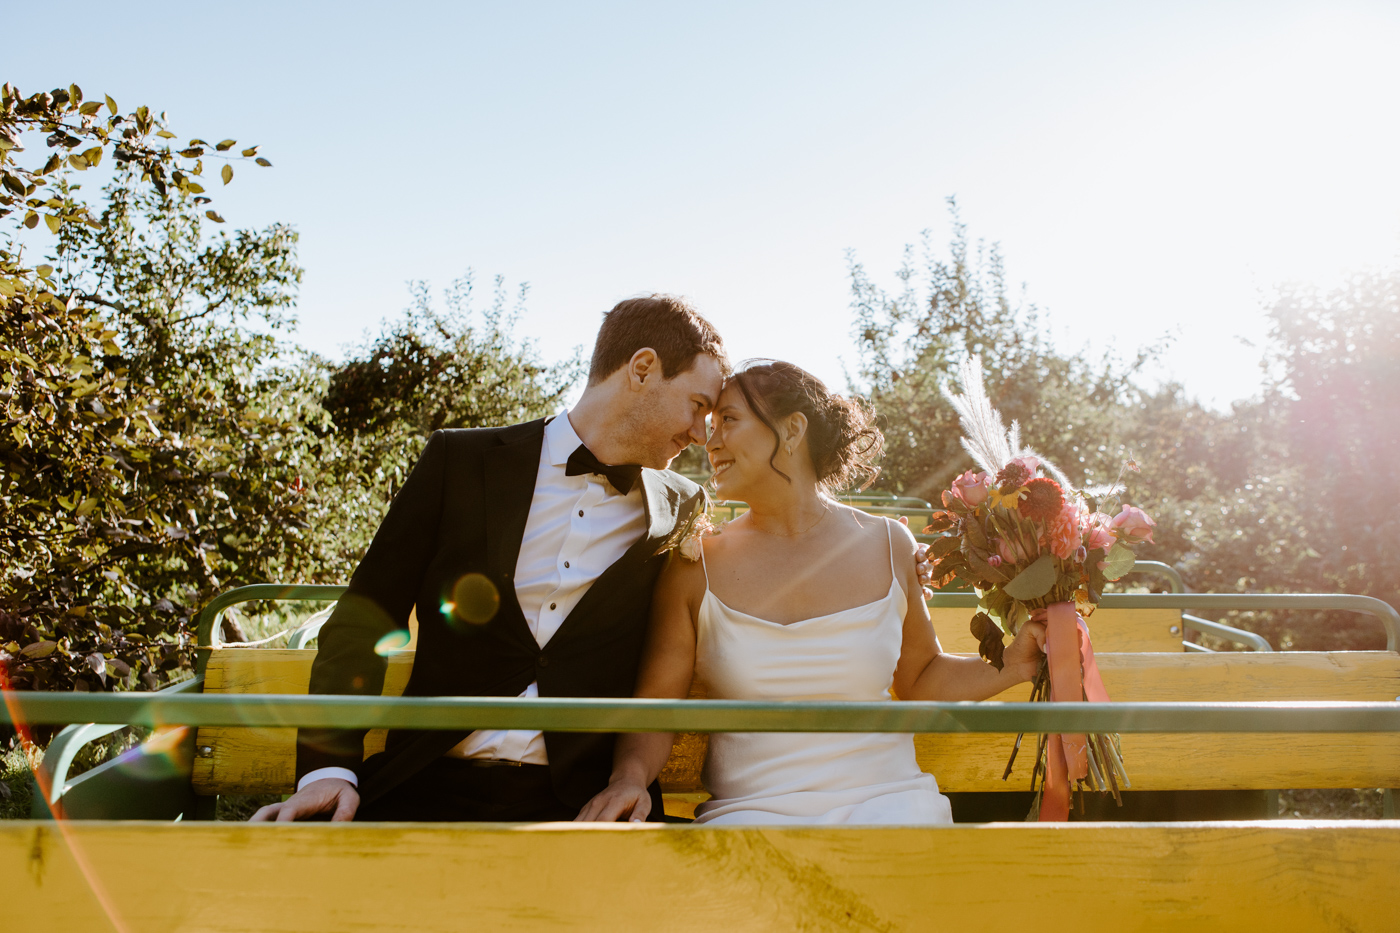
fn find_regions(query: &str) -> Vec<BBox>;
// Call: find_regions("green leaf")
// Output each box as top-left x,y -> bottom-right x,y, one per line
36,264 -> 53,278
156,130 -> 176,139
215,139 -> 236,151
20,640 -> 57,659
205,210 -> 225,223
1002,553 -> 1057,600
241,146 -> 259,157
1100,542 -> 1136,581
221,164 -> 233,185
79,101 -> 102,116
929,535 -> 961,559
44,214 -> 60,234
255,157 -> 272,167
970,611 -> 1006,670
105,94 -> 118,115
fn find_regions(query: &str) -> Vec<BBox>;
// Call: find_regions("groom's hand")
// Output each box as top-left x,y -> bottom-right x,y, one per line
574,780 -> 652,823
250,778 -> 359,822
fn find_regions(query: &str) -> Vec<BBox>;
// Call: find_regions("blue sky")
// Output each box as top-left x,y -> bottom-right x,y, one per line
9,1 -> 1399,407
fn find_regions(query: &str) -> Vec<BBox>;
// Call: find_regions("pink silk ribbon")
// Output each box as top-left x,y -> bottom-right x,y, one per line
1038,601 -> 1112,822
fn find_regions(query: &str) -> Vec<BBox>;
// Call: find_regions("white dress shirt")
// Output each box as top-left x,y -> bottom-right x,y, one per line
299,412 -> 648,791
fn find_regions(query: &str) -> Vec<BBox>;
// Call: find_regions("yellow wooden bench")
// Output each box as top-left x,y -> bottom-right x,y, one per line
8,819 -> 1399,932
191,647 -> 1400,820
13,619 -> 1400,933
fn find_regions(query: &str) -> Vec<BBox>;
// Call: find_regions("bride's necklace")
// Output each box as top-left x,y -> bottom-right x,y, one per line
748,504 -> 831,538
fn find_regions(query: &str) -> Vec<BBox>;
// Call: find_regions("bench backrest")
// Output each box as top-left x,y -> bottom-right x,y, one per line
192,647 -> 1400,797
933,607 -> 1185,654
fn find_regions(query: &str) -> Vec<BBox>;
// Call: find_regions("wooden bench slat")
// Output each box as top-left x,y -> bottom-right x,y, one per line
193,649 -> 1400,796
9,821 -> 1400,932
934,607 -> 1185,653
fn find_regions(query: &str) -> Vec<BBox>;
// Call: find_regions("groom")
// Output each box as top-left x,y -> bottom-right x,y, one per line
253,294 -> 726,822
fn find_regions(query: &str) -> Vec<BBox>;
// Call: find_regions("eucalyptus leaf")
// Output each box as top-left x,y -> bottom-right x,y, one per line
1002,552 -> 1057,600
1100,542 -> 1136,581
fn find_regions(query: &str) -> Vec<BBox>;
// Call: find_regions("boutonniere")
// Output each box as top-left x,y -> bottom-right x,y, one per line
658,507 -> 720,560
676,511 -> 719,561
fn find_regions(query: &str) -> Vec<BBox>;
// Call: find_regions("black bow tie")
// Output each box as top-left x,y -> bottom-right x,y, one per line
565,444 -> 642,495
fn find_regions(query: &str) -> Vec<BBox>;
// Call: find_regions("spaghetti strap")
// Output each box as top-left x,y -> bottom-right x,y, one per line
885,518 -> 896,578
884,518 -> 903,599
699,538 -> 710,589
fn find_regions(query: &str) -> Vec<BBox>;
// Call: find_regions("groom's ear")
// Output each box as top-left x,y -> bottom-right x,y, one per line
626,348 -> 661,390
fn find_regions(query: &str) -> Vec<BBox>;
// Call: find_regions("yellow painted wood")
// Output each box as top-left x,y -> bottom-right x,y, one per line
194,648 -> 1400,795
934,607 -> 1186,654
193,650 -> 411,794
8,820 -> 1400,932
662,792 -> 711,820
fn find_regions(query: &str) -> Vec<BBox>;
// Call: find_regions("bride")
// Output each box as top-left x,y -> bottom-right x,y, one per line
577,360 -> 1046,825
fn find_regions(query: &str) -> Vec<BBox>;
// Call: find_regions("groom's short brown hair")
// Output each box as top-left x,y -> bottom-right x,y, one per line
588,294 -> 729,385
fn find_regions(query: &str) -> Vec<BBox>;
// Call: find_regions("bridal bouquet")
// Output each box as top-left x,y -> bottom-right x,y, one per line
923,360 -> 1156,821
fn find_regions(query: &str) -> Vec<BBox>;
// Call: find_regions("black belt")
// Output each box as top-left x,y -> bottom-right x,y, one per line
462,758 -> 525,769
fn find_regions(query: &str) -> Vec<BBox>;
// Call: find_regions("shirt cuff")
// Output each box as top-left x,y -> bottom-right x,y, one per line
298,767 -> 359,792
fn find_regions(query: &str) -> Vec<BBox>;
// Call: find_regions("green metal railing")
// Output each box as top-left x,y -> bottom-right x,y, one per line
193,582 -> 1396,657
4,693 -> 1399,734
194,584 -> 347,671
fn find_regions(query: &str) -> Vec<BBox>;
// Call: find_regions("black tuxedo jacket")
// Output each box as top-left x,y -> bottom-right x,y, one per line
296,418 -> 705,808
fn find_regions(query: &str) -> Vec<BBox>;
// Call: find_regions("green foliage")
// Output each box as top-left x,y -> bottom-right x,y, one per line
1,81 -> 268,237
324,275 -> 578,437
848,199 -> 1154,503
308,275 -> 582,571
851,204 -> 1398,649
0,82 -> 285,693
0,82 -> 582,695
0,174 -> 314,692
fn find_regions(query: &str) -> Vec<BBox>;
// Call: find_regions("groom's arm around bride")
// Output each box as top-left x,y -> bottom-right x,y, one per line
253,295 -> 728,822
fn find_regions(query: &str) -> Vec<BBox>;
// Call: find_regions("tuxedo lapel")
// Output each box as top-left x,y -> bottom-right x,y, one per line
482,417 -> 546,599
636,468 -> 680,557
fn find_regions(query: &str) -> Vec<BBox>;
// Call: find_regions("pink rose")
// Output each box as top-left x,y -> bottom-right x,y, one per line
1084,513 -> 1115,552
995,535 -> 1033,566
1009,455 -> 1040,476
1043,501 -> 1083,560
949,470 -> 993,508
1109,505 -> 1156,545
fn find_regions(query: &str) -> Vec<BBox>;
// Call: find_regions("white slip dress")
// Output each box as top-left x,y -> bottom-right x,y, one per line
692,519 -> 954,826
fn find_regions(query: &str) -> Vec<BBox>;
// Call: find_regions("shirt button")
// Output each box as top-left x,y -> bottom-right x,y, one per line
549,602 -> 557,610
539,656 -> 550,667
578,510 -> 584,517
564,561 -> 570,569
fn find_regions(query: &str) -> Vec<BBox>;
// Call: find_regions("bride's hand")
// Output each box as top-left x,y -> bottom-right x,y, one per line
901,517 -> 936,600
1002,619 -> 1047,684
574,779 -> 653,822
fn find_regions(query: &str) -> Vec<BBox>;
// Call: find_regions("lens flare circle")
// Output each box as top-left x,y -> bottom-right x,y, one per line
447,573 -> 500,627
374,629 -> 412,656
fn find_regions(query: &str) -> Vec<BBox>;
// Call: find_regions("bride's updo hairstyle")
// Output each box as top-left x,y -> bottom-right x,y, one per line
727,360 -> 884,492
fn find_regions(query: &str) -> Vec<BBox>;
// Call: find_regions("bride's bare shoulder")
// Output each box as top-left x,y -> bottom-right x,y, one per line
657,540 -> 709,603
